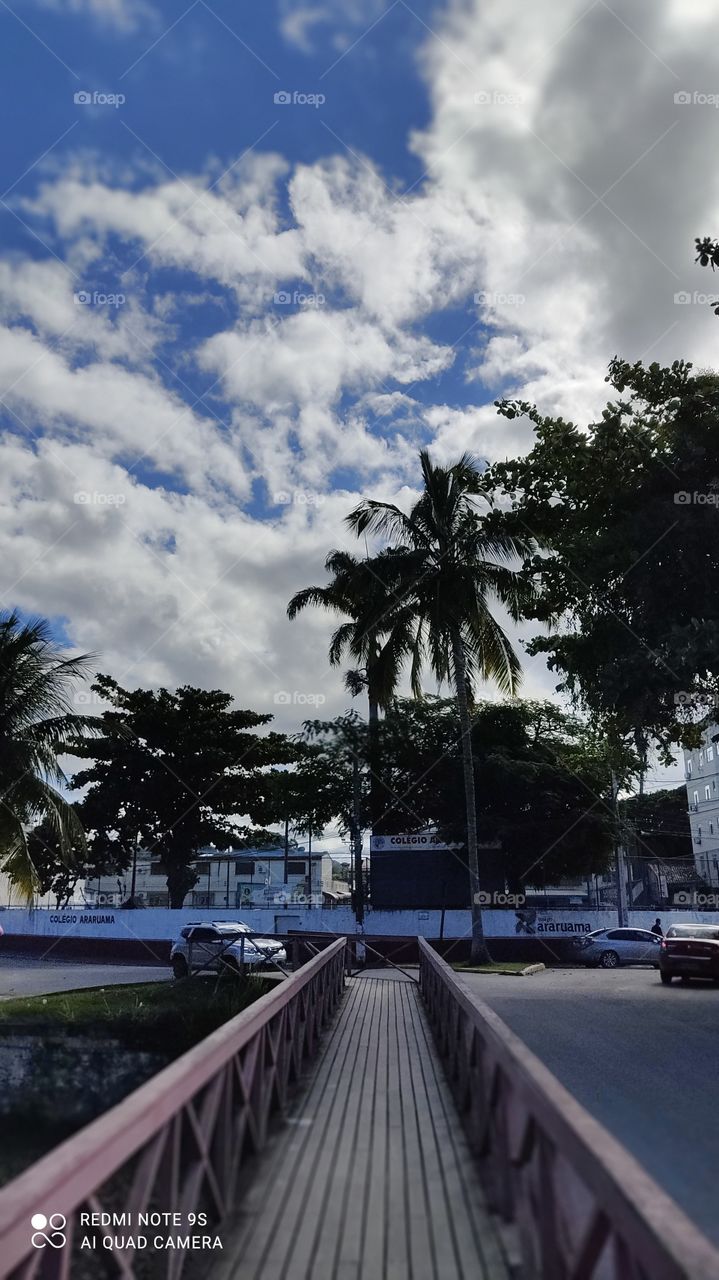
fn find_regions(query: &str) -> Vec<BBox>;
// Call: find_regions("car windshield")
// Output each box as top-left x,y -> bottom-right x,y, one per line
666,925 -> 719,940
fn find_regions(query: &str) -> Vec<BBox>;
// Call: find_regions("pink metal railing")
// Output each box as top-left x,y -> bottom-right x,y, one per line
0,937 -> 346,1280
418,937 -> 719,1280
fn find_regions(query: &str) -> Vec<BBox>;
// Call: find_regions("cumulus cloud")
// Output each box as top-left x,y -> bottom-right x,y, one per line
2,0 -> 719,779
279,5 -> 329,54
22,0 -> 156,32
412,0 -> 719,409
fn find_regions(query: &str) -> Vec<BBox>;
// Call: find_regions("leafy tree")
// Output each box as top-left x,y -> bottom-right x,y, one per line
347,451 -> 537,964
694,237 -> 719,315
620,786 -> 693,862
490,358 -> 719,763
249,742 -> 343,889
376,697 -> 625,889
25,813 -> 122,908
301,713 -> 370,921
70,677 -> 295,907
26,817 -> 85,908
288,550 -> 415,832
0,611 -> 102,897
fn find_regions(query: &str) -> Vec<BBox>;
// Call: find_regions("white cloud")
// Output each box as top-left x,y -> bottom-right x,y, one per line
23,0 -> 156,32
279,5 -> 329,53
3,0 -> 719,761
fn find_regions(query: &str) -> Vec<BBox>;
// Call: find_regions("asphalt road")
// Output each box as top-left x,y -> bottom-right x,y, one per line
457,966 -> 719,1246
0,954 -> 167,1000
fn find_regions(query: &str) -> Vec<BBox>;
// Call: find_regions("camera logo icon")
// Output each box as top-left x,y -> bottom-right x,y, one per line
31,1214 -> 67,1249
74,90 -> 92,105
674,91 -> 692,105
674,291 -> 691,305
273,291 -> 291,305
274,91 -> 292,105
672,890 -> 691,905
74,290 -> 91,305
673,491 -> 692,504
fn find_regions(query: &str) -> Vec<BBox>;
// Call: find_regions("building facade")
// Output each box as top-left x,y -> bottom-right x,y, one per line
683,723 -> 719,887
83,846 -> 338,909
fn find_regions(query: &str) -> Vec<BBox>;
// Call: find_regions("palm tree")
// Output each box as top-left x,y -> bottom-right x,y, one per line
288,549 -> 414,835
346,451 -> 537,965
0,611 -> 99,898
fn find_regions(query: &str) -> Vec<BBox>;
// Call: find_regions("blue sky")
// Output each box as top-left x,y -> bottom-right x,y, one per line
0,0 -> 490,508
0,0 -> 717,798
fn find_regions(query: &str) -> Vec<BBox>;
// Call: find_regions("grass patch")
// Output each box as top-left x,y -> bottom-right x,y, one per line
0,975 -> 273,1055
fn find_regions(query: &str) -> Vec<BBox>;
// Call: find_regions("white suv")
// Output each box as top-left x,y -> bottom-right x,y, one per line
170,920 -> 287,978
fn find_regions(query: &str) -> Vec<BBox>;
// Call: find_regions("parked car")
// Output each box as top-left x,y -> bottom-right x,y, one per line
659,923 -> 719,985
573,927 -> 662,969
170,920 -> 287,978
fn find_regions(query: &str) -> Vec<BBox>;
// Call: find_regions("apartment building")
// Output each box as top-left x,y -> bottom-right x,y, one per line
683,723 -> 719,887
83,845 -> 337,908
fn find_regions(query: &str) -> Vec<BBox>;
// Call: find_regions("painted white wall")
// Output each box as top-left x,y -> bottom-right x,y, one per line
0,905 -> 716,943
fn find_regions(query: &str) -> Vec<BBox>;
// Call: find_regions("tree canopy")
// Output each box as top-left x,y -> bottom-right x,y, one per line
489,358 -> 719,760
70,676 -> 296,907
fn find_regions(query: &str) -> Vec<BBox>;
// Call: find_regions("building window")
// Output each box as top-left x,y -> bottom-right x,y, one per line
235,860 -> 256,876
700,750 -> 704,765
706,786 -> 711,801
286,860 -> 307,876
694,790 -> 699,806
711,823 -> 714,835
687,760 -> 692,776
708,745 -> 714,762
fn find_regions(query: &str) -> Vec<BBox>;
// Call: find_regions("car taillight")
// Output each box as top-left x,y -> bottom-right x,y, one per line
660,940 -> 667,949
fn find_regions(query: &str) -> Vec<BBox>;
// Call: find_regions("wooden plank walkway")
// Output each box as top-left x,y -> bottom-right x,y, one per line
208,972 -> 509,1280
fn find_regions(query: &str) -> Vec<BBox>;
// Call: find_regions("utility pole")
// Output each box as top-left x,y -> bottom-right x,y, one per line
128,830 -> 140,907
612,772 -> 629,927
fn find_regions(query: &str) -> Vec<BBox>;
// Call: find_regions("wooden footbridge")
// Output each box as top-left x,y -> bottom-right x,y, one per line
1,937 -> 719,1280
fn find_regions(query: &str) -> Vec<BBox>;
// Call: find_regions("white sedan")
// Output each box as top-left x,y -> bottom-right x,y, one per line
573,927 -> 662,969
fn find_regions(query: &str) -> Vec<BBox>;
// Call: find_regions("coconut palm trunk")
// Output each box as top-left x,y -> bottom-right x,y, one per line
367,669 -> 381,834
451,629 -> 490,965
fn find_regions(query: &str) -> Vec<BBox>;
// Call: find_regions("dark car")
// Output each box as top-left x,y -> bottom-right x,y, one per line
659,923 -> 719,984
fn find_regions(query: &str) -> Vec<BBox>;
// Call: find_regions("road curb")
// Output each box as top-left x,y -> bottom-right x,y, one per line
455,962 -> 547,976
